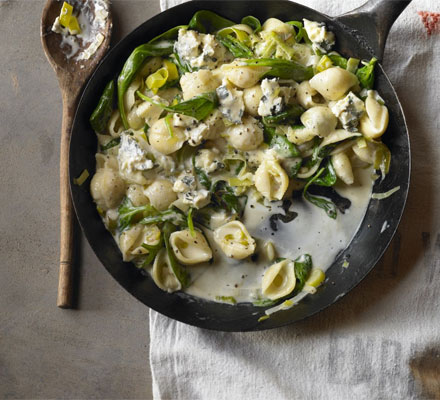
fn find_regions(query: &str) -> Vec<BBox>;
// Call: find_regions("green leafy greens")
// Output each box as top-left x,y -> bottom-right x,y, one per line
90,80 -> 115,133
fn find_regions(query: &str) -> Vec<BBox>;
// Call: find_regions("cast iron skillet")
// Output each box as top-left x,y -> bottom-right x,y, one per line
70,0 -> 411,331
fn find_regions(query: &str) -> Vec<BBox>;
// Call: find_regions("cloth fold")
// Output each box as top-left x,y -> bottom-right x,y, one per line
151,1 -> 440,398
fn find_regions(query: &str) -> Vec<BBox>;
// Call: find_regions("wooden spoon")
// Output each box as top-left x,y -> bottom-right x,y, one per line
41,0 -> 112,308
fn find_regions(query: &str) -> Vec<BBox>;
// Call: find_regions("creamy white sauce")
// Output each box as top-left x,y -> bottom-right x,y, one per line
184,166 -> 373,303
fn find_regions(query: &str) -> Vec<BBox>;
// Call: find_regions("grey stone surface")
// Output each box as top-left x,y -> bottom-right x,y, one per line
0,1 -> 161,398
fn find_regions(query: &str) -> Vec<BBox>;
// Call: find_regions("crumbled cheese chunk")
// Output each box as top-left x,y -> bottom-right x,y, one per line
118,133 -> 153,176
182,189 -> 211,209
195,149 -> 223,173
303,19 -> 335,54
330,92 -> 365,132
258,78 -> 284,117
216,81 -> 245,124
173,174 -> 197,193
174,29 -> 227,69
172,114 -> 209,146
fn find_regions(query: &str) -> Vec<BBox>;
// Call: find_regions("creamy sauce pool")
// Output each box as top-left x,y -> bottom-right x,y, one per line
184,166 -> 373,303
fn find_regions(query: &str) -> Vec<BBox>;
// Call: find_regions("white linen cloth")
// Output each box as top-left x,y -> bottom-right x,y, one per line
150,1 -> 440,398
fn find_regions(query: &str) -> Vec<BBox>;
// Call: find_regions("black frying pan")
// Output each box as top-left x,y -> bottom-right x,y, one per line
69,0 -> 411,331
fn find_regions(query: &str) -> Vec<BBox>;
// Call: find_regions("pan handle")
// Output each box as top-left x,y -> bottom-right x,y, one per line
335,0 -> 412,61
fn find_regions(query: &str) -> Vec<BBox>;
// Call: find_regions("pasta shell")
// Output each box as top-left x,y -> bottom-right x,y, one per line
170,229 -> 212,265
262,259 -> 296,300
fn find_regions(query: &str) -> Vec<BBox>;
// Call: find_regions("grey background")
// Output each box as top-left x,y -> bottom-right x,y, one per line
0,1 -> 160,398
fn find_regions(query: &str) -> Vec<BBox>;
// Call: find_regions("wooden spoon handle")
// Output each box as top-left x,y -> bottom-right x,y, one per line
57,93 -> 78,308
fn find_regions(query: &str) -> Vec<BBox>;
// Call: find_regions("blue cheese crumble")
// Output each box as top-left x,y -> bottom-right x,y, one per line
118,133 -> 153,177
303,19 -> 335,54
216,82 -> 245,124
330,92 -> 365,132
258,78 -> 285,117
174,28 -> 228,69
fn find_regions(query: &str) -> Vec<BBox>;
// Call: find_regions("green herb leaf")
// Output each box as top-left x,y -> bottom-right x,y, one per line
192,154 -> 212,189
243,58 -> 314,81
163,222 -> 190,288
187,208 -> 196,237
303,167 -> 338,219
118,197 -> 157,231
328,54 -> 348,69
217,35 -> 254,58
356,57 -> 377,90
312,159 -> 337,187
241,15 -> 261,33
294,254 -> 312,292
140,208 -> 186,227
100,137 -> 121,151
137,91 -> 218,121
253,298 -> 276,307
264,125 -> 300,158
262,104 -> 305,126
286,21 -> 311,43
90,80 -> 115,133
139,237 -> 164,268
188,10 -> 235,33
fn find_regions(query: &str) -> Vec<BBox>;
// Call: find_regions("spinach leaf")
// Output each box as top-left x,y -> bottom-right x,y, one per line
294,254 -> 312,292
211,181 -> 247,217
253,298 -> 276,307
241,16 -> 261,33
243,58 -> 314,81
118,197 -> 156,231
282,157 -> 302,178
192,154 -> 212,189
117,25 -> 185,129
217,35 -> 254,58
328,54 -> 348,69
188,10 -> 235,33
286,21 -> 311,43
137,91 -> 218,121
312,159 -> 337,187
264,126 -> 300,158
100,137 -> 121,151
173,52 -> 193,74
163,222 -> 191,288
139,237 -> 163,268
303,167 -> 338,219
90,80 -> 115,133
262,104 -> 305,125
140,208 -> 186,227
356,57 -> 377,90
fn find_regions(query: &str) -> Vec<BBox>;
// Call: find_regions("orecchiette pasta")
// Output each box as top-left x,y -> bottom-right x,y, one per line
226,115 -> 264,151
254,157 -> 289,200
262,18 -> 294,38
359,91 -> 389,139
300,106 -> 337,137
352,139 -> 376,164
170,229 -> 212,265
127,184 -> 149,206
90,167 -> 126,210
223,63 -> 270,89
262,259 -> 296,300
119,224 -> 161,261
331,152 -> 354,185
243,85 -> 263,116
149,118 -> 186,155
144,180 -> 177,211
213,221 -> 256,259
309,67 -> 358,101
296,81 -> 325,109
152,248 -> 181,292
